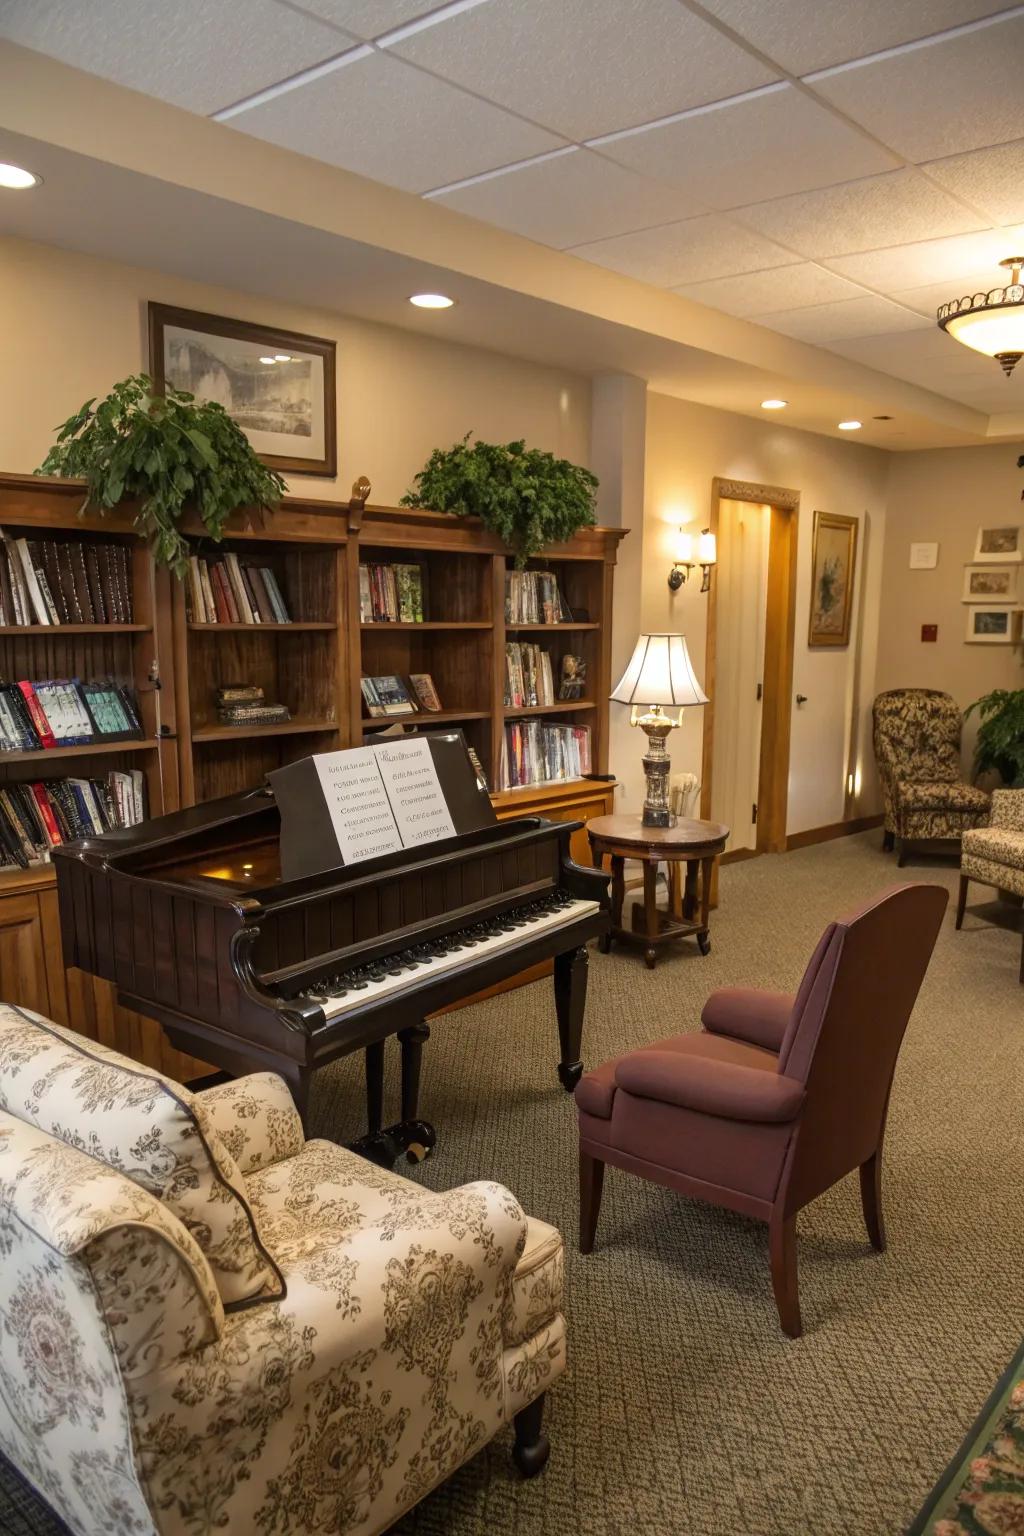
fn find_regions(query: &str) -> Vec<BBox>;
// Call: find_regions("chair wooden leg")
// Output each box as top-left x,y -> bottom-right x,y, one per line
896,838 -> 908,868
955,874 -> 968,930
579,1152 -> 605,1255
1019,931 -> 1024,986
882,829 -> 894,853
768,1212 -> 802,1338
512,1393 -> 550,1477
860,1152 -> 886,1252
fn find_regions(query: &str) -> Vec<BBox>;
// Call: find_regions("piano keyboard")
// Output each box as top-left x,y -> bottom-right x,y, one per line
294,889 -> 601,1020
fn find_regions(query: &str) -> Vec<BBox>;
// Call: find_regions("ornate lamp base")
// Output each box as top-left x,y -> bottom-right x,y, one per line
631,705 -> 682,827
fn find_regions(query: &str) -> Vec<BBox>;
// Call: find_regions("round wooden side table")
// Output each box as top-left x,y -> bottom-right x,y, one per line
586,814 -> 730,969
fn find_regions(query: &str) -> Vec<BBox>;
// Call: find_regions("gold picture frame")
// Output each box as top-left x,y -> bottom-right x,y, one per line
808,510 -> 858,648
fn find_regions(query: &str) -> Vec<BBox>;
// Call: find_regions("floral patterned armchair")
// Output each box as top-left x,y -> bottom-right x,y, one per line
872,689 -> 990,864
0,1005 -> 565,1536
958,788 -> 1024,982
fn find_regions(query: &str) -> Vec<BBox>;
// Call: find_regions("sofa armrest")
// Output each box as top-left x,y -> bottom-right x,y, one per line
701,988 -> 793,1053
196,1072 -> 305,1176
615,1051 -> 805,1123
990,788 -> 1024,831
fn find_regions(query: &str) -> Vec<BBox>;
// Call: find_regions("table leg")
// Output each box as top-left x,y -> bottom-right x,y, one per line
643,861 -> 658,969
604,854 -> 625,953
668,862 -> 683,920
683,858 -> 699,921
697,856 -> 714,954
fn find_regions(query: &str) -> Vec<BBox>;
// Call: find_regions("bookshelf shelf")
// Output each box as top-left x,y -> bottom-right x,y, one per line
0,737 -> 161,765
188,621 -> 337,632
360,621 -> 490,632
505,622 -> 599,632
362,708 -> 491,728
192,719 -> 339,744
502,701 -> 597,717
0,623 -> 152,636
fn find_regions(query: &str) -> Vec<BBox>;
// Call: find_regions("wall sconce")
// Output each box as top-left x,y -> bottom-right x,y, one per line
668,528 -> 717,593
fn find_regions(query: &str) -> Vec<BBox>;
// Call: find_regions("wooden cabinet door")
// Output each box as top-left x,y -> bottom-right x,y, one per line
0,891 -> 51,1015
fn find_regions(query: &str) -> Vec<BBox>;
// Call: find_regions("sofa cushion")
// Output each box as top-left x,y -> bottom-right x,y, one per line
0,1005 -> 281,1307
896,779 -> 991,813
963,826 -> 1024,872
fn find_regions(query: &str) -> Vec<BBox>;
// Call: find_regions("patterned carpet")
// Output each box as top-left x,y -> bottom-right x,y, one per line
3,834 -> 1022,1536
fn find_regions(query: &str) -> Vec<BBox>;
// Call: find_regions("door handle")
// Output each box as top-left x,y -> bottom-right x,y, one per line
796,694 -> 808,704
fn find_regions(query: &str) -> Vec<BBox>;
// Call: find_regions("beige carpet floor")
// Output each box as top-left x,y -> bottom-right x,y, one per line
3,834 -> 1021,1535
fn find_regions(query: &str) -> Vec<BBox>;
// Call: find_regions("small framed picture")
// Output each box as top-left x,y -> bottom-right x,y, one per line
965,605 -> 1020,643
974,525 -> 1022,563
963,565 -> 1018,602
909,542 -> 939,569
808,510 -> 858,648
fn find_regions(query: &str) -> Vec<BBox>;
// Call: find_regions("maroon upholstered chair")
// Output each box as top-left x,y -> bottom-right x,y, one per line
575,883 -> 948,1336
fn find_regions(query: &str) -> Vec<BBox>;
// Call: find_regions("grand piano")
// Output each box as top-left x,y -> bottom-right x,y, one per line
54,751 -> 610,1163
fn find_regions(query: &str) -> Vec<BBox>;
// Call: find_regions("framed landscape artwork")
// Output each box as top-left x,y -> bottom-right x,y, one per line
808,510 -> 858,648
973,525 -> 1022,562
965,605 -> 1019,644
148,303 -> 337,476
963,565 -> 1018,603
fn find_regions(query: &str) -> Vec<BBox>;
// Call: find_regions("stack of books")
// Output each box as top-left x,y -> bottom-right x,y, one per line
358,563 -> 427,622
215,685 -> 291,728
0,679 -> 143,752
504,570 -> 572,624
498,721 -> 591,789
0,771 -> 146,868
186,554 -> 292,624
0,532 -> 133,625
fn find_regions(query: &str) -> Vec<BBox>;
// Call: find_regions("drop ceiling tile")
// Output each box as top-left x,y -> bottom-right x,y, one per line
230,50 -> 566,193
0,0 -> 354,113
672,263 -> 865,316
893,268 -> 1016,316
756,295 -> 930,341
809,13 -> 1024,162
569,215 -> 798,288
697,0 -> 1015,76
287,0 -> 446,39
730,169 -> 986,259
923,139 -> 1024,225
431,150 -> 703,248
389,0 -> 778,142
824,228 -> 1024,291
594,86 -> 898,209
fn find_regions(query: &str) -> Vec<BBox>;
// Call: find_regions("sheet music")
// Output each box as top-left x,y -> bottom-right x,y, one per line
374,737 -> 456,849
313,747 -> 403,864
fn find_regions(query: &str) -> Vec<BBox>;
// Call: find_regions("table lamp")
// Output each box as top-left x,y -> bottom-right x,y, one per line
610,633 -> 708,827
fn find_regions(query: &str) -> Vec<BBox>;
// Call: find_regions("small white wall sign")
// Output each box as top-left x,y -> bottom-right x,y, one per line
909,542 -> 939,569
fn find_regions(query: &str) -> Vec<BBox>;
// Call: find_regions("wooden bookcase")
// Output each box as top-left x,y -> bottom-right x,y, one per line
0,472 -> 626,1071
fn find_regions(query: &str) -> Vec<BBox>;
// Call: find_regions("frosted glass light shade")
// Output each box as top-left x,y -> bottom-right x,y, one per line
610,633 -> 708,708
697,529 -> 717,566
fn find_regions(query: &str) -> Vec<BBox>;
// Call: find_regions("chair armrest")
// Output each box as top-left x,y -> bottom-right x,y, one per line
991,789 -> 1024,831
196,1072 -> 305,1176
701,988 -> 793,1053
615,1051 -> 805,1123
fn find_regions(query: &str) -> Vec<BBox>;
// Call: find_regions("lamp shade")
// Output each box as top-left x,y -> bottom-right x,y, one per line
610,633 -> 708,708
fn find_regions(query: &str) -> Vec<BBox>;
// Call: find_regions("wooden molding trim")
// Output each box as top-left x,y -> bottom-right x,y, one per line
713,477 -> 800,511
785,814 -> 883,852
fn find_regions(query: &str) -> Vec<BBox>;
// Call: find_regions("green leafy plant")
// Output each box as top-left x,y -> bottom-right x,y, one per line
37,374 -> 286,576
965,688 -> 1024,785
401,434 -> 598,565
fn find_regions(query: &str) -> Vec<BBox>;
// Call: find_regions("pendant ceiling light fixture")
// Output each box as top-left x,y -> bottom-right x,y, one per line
937,257 -> 1024,377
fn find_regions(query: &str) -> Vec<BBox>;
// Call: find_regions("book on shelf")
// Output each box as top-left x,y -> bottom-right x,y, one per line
0,532 -> 133,626
558,654 -> 587,700
0,678 -> 144,753
408,673 -> 443,712
185,554 -> 292,624
360,675 -> 417,717
358,562 -> 428,623
498,720 -> 591,790
504,569 -> 573,625
503,642 -> 555,707
466,744 -> 489,792
213,683 -> 290,727
0,770 -> 146,868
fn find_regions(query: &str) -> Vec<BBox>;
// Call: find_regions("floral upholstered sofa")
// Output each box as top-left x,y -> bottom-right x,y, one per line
0,1004 -> 565,1536
958,788 -> 1024,982
872,688 -> 990,864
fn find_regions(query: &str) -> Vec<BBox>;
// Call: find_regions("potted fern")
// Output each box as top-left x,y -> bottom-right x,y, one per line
965,688 -> 1024,785
401,434 -> 598,565
38,374 -> 285,576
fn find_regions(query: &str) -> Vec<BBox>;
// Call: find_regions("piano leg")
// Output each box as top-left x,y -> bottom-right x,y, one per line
349,1032 -> 436,1169
554,945 -> 588,1091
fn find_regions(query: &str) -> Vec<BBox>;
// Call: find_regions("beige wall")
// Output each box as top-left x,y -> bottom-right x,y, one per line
634,393 -> 890,835
878,443 -> 1023,768
0,235 -> 590,501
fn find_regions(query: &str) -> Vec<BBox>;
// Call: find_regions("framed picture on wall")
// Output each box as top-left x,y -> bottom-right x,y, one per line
808,510 -> 858,648
962,564 -> 1018,602
973,525 -> 1022,562
148,303 -> 337,477
965,605 -> 1020,643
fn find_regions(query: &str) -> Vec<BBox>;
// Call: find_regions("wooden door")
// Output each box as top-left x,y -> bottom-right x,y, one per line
0,891 -> 52,1015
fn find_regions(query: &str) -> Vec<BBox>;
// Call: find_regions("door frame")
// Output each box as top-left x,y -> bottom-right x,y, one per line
700,476 -> 800,854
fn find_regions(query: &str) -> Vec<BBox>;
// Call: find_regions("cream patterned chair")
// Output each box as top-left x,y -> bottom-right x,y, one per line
873,689 -> 990,865
0,1005 -> 565,1536
958,788 -> 1024,982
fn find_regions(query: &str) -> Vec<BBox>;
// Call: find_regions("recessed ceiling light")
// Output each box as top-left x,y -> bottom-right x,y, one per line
259,356 -> 277,364
274,353 -> 292,362
873,414 -> 893,421
409,293 -> 455,309
0,162 -> 41,190
760,399 -> 787,410
838,420 -> 862,430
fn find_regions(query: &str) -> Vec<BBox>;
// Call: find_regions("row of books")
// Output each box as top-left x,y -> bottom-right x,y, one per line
0,533 -> 133,626
504,645 -> 587,707
504,570 -> 572,625
498,721 -> 592,790
0,771 -> 145,868
0,678 -> 143,752
215,685 -> 290,728
185,555 -> 293,625
361,672 -> 442,717
359,562 -> 428,623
